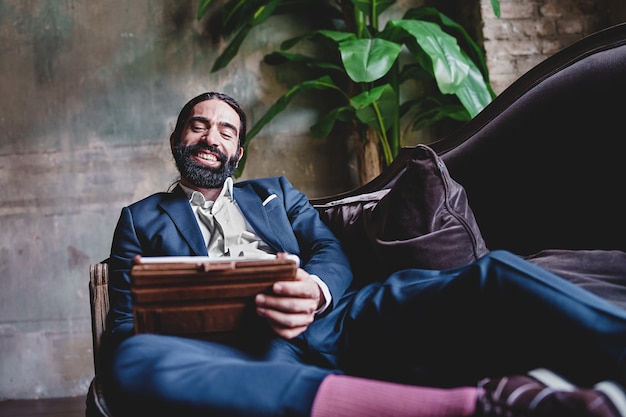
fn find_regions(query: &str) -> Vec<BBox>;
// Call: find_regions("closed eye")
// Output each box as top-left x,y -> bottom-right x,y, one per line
190,122 -> 207,133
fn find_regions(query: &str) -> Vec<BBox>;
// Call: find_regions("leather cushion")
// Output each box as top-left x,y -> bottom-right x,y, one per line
365,145 -> 488,279
525,249 -> 626,309
316,144 -> 488,287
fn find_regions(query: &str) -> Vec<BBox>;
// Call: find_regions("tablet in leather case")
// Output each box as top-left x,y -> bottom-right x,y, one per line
130,255 -> 298,341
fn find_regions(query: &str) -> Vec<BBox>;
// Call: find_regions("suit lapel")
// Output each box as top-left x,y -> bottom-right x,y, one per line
159,185 -> 208,256
233,184 -> 285,252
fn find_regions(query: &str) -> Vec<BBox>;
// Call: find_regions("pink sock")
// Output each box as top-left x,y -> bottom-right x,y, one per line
311,374 -> 478,417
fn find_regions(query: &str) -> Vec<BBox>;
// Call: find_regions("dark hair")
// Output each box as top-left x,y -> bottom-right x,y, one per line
171,92 -> 247,147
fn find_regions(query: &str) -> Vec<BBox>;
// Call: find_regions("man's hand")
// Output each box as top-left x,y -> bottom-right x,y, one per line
255,268 -> 325,339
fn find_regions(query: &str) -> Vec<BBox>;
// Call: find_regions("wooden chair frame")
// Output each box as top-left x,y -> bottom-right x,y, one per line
87,263 -> 113,417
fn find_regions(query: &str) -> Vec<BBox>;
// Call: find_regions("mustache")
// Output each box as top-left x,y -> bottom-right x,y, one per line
185,143 -> 228,163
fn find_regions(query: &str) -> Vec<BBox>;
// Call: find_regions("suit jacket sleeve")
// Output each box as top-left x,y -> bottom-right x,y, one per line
238,176 -> 354,310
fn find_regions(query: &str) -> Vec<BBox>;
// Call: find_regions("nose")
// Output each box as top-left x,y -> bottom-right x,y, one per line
200,126 -> 220,145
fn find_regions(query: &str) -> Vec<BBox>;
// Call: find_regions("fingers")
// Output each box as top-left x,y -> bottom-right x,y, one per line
256,306 -> 314,340
272,269 -> 318,298
254,265 -> 323,339
257,273 -> 320,314
257,305 -> 314,329
255,291 -> 317,340
256,292 -> 318,315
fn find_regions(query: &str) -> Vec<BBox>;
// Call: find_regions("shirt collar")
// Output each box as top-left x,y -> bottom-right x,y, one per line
180,177 -> 234,207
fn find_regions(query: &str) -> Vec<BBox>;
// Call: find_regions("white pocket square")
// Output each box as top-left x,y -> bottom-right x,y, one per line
262,194 -> 277,206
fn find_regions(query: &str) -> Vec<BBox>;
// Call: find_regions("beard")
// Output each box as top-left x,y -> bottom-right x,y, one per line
172,142 -> 239,189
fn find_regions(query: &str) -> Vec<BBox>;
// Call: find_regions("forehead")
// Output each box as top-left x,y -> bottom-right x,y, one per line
189,99 -> 240,130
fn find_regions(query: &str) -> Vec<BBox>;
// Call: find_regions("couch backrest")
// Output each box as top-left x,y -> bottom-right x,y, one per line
438,23 -> 626,255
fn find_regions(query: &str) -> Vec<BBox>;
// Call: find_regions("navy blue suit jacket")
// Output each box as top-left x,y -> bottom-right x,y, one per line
106,176 -> 354,343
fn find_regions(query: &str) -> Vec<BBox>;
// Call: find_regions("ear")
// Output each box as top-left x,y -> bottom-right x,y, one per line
235,146 -> 244,167
169,132 -> 176,152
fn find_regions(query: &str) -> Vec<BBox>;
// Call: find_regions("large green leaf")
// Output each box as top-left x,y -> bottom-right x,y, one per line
197,0 -> 216,19
388,19 -> 469,94
403,7 -> 489,81
280,30 -> 356,51
453,56 -> 493,117
397,62 -> 433,84
209,0 -> 283,71
491,0 -> 501,18
350,84 -> 395,124
211,25 -> 253,72
222,0 -> 281,34
411,102 -> 469,131
263,51 -> 343,72
311,105 -> 355,138
339,38 -> 402,82
350,84 -> 398,162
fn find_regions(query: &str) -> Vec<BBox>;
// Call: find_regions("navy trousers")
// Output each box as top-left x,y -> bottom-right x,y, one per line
108,250 -> 626,416
328,250 -> 626,387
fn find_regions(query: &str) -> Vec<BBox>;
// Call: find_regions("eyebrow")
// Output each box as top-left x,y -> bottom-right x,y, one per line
189,116 -> 239,134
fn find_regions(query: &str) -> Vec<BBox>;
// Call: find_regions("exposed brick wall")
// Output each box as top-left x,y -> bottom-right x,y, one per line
481,0 -> 612,94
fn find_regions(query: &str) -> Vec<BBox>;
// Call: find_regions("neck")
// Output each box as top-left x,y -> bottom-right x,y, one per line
180,179 -> 223,201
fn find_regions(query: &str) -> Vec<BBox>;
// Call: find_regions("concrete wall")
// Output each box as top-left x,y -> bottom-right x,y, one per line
0,0 -> 620,401
0,0 -> 355,400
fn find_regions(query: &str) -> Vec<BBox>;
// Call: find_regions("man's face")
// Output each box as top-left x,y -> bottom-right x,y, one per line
172,99 -> 244,189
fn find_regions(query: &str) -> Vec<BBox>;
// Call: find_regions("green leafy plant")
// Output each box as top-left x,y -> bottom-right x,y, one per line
198,0 -> 500,181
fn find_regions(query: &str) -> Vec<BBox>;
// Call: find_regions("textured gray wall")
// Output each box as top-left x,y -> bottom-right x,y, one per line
0,0 -> 354,400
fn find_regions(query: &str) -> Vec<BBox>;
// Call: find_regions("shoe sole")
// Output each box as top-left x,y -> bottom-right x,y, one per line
528,368 -> 626,417
528,368 -> 576,391
595,381 -> 626,417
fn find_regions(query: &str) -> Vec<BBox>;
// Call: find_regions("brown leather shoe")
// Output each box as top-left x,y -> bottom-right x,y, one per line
477,368 -> 626,416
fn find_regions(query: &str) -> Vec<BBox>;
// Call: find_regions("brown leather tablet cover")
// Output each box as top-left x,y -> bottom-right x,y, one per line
130,257 -> 298,341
